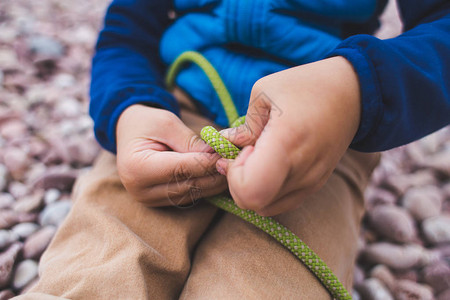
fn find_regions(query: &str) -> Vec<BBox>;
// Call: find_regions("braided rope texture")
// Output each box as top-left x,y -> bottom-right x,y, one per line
201,126 -> 352,300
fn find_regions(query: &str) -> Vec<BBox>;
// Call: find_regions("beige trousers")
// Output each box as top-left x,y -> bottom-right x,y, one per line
17,91 -> 380,299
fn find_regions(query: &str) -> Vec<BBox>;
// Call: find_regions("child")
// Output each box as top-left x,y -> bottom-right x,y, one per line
19,0 -> 450,299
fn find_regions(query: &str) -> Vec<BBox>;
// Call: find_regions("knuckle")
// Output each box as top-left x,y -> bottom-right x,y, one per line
173,162 -> 194,181
186,134 -> 202,151
117,160 -> 139,192
158,110 -> 178,127
232,188 -> 268,212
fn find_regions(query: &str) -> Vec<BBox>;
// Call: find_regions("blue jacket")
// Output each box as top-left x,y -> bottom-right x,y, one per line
90,0 -> 450,153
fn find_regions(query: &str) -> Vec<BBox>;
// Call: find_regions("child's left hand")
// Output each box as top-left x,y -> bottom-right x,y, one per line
217,56 -> 361,216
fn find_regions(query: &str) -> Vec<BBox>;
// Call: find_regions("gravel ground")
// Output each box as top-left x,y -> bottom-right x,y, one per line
0,0 -> 449,299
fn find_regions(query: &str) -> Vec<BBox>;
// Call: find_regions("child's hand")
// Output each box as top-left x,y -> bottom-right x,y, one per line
217,56 -> 361,216
116,104 -> 227,207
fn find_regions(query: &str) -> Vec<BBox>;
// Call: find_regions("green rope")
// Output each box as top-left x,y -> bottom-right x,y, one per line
166,51 -> 239,125
166,51 -> 352,300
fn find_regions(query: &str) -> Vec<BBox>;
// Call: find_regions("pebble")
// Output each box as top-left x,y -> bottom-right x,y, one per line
402,185 -> 443,221
53,97 -> 82,119
422,260 -> 450,293
353,265 -> 365,287
0,121 -> 28,141
368,205 -> 416,243
13,192 -> 44,213
370,264 -> 396,292
437,289 -> 450,300
357,278 -> 393,300
22,226 -> 56,260
0,243 -> 23,289
0,166 -> 7,192
420,150 -> 450,176
384,170 -> 436,196
12,260 -> 38,290
0,231 -> 19,250
362,243 -> 424,270
0,211 -> 37,230
366,187 -> 397,206
33,170 -> 78,191
352,290 -> 361,300
43,189 -> 61,205
28,36 -> 64,58
422,214 -> 450,244
0,49 -> 19,70
7,182 -> 28,199
0,194 -> 14,210
11,223 -> 39,240
394,280 -> 433,300
0,290 -> 15,300
52,73 -> 76,88
39,201 -> 71,227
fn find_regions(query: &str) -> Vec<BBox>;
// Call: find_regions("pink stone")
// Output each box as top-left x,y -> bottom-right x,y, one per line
22,226 -> 56,259
422,260 -> 450,294
0,242 -> 23,289
394,280 -> 433,300
368,205 -> 416,243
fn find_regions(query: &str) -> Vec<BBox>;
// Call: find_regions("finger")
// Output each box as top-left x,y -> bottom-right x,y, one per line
160,13 -> 224,64
151,110 -> 213,153
122,151 -> 221,190
174,0 -> 220,11
175,47 -> 286,128
136,173 -> 227,206
227,125 -> 292,211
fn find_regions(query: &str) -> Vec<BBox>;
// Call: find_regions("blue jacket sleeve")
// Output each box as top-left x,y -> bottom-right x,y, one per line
329,0 -> 450,152
89,0 -> 179,153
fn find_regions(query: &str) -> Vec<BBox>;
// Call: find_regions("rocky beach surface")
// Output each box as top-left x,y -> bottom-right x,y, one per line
0,0 -> 449,299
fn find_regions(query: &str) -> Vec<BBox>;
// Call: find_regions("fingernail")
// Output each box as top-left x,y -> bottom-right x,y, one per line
216,158 -> 228,175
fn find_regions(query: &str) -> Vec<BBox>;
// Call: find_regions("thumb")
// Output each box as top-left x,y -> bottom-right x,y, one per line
221,87 -> 272,147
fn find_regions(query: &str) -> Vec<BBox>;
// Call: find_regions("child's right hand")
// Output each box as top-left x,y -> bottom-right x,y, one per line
116,104 -> 227,207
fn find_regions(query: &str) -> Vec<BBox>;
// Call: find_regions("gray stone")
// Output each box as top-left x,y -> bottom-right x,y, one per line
0,230 -> 19,250
0,165 -> 7,192
28,36 -> 64,58
44,188 -> 61,205
422,214 -> 450,244
12,259 -> 38,290
11,223 -> 39,240
39,200 -> 71,227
